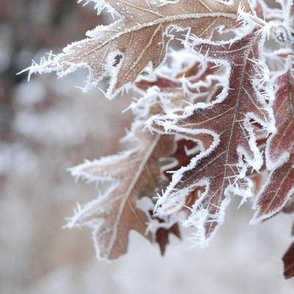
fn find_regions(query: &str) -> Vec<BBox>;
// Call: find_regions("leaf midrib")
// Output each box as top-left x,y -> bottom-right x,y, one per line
106,134 -> 161,257
65,12 -> 239,62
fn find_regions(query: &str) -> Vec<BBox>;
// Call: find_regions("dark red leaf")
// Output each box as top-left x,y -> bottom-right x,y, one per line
283,241 -> 294,279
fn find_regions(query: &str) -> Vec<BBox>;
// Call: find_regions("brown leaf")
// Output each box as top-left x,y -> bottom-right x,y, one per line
152,31 -> 271,242
252,69 -> 294,222
283,241 -> 294,279
136,56 -> 223,104
28,0 -> 249,98
283,199 -> 294,214
68,122 -> 176,259
155,222 -> 181,255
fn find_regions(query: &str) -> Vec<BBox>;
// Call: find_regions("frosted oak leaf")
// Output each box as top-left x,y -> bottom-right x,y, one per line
27,0 -> 250,99
252,65 -> 294,222
150,31 -> 272,245
67,121 -> 179,259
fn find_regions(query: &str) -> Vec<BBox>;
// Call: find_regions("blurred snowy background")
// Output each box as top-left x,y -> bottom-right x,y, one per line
1,0 -> 294,293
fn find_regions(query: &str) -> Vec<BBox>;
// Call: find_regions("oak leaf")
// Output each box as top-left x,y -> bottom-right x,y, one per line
283,241 -> 294,279
27,0 -> 249,98
136,51 -> 224,104
150,32 -> 272,244
155,220 -> 181,255
67,121 -> 178,259
252,67 -> 294,222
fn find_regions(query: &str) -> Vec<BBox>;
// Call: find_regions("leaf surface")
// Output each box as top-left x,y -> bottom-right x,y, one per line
155,221 -> 181,255
68,122 -> 178,259
283,241 -> 294,279
252,68 -> 294,222
151,32 -> 271,243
